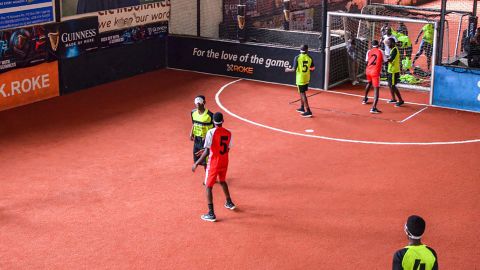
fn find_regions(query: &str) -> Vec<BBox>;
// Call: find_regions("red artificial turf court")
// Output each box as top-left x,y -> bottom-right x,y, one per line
0,69 -> 479,269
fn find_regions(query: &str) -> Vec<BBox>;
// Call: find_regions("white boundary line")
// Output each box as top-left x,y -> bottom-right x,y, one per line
168,68 -> 480,113
399,107 -> 429,123
168,68 -> 431,107
215,79 -> 480,146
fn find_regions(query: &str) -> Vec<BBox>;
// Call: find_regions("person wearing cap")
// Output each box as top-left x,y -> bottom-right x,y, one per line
192,112 -> 236,222
285,44 -> 315,118
363,40 -> 386,114
392,215 -> 438,270
190,96 -> 214,172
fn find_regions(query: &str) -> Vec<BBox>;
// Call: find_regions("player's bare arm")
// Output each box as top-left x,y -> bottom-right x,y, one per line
192,148 -> 209,172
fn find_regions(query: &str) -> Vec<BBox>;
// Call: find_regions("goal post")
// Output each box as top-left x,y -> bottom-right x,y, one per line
324,12 -> 438,98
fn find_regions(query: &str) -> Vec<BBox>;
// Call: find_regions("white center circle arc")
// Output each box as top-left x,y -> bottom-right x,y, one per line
216,79 -> 480,146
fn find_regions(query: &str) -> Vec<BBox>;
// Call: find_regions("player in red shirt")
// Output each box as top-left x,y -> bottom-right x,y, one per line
362,40 -> 385,114
192,112 -> 236,222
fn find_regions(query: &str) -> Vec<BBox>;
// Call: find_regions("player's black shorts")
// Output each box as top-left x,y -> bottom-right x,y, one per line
297,84 -> 309,93
387,72 -> 400,86
193,136 -> 207,166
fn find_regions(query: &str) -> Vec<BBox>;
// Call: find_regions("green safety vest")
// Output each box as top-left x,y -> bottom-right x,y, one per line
191,109 -> 213,138
402,57 -> 412,70
422,24 -> 434,44
388,47 -> 401,74
398,34 -> 412,48
401,245 -> 437,270
296,53 -> 313,85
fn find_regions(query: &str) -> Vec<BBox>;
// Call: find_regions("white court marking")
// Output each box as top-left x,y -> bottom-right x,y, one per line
399,107 -> 429,123
215,79 -> 480,146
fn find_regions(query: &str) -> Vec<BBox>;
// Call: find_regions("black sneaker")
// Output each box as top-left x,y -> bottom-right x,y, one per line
395,100 -> 405,107
201,213 -> 216,222
387,99 -> 397,103
301,111 -> 313,118
370,108 -> 382,114
296,107 -> 305,113
225,201 -> 236,210
362,98 -> 369,105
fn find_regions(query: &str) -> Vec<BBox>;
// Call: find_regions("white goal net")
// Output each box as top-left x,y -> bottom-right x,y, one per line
325,12 -> 438,92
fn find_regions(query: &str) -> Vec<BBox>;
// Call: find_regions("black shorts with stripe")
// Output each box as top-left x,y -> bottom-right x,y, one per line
297,84 -> 309,93
387,73 -> 400,86
193,136 -> 206,166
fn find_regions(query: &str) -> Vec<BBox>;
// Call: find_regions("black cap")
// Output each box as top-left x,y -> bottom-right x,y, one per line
300,44 -> 308,52
213,112 -> 224,124
406,215 -> 426,238
372,40 -> 379,47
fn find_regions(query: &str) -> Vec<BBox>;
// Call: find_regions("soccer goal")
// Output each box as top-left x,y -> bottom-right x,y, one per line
324,12 -> 438,93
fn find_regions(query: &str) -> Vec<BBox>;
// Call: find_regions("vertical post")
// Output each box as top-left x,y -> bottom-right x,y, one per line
54,0 -> 61,22
320,0 -> 328,89
430,21 -> 438,105
283,0 -> 291,30
323,13 -> 331,90
197,0 -> 201,37
237,4 -> 246,42
474,0 -> 478,17
437,0 -> 447,65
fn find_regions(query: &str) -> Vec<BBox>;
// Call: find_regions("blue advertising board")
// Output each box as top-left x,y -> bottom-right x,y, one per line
0,0 -> 54,30
433,65 -> 480,112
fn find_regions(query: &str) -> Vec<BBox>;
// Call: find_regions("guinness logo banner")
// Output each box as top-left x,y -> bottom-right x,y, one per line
45,16 -> 99,59
48,31 -> 60,52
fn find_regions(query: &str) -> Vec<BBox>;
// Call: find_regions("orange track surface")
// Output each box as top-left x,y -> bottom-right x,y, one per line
1,69 -> 479,269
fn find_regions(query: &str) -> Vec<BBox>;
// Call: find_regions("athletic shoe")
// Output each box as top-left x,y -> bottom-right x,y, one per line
225,201 -> 236,210
387,99 -> 397,103
395,100 -> 405,107
362,98 -> 368,105
370,108 -> 382,114
296,107 -> 305,113
301,111 -> 313,118
201,213 -> 216,222
352,80 -> 359,86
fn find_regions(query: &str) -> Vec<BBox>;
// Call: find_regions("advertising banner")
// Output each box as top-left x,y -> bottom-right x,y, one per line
99,21 -> 167,48
0,24 -> 57,74
433,65 -> 480,112
0,0 -> 55,30
48,17 -> 99,59
62,0 -> 170,33
290,8 -> 314,31
168,36 -> 323,88
0,61 -> 59,111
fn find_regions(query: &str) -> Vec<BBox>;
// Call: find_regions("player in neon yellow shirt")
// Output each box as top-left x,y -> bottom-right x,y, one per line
386,38 -> 404,107
285,44 -> 315,118
413,23 -> 434,69
392,215 -> 438,270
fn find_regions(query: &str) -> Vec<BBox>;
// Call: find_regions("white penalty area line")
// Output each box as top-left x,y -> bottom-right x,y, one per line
399,107 -> 429,123
168,68 -> 431,107
215,78 -> 480,146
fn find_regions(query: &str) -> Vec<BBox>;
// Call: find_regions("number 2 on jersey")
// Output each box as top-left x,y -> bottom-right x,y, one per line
370,54 -> 378,66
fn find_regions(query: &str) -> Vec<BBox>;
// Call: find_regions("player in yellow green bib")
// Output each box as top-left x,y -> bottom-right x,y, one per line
413,23 -> 434,69
392,215 -> 438,270
190,95 -> 213,171
285,44 -> 315,118
386,38 -> 404,107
